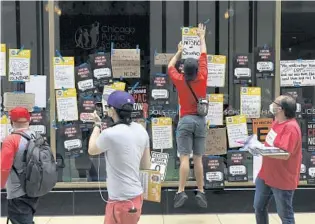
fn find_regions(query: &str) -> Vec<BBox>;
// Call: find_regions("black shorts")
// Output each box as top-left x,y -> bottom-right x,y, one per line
7,195 -> 39,224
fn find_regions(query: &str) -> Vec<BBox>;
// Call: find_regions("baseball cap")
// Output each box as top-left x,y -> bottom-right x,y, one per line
107,91 -> 135,111
184,58 -> 198,81
9,107 -> 31,122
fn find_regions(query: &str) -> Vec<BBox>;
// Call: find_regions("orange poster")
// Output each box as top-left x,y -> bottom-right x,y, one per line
252,118 -> 273,142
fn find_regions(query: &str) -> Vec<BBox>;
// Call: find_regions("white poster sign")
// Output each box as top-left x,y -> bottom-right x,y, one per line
25,75 -> 47,108
56,88 -> 78,122
206,94 -> 224,126
240,87 -> 261,118
8,49 -> 31,82
150,151 -> 169,182
54,57 -> 75,89
151,117 -> 173,150
280,60 -> 315,87
207,55 -> 226,87
226,115 -> 248,148
182,27 -> 200,60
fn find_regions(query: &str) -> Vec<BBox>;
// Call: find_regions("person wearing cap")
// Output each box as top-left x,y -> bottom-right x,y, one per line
88,90 -> 151,224
167,23 -> 208,208
1,107 -> 38,224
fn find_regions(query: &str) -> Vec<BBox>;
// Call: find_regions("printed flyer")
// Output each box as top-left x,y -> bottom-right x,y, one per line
203,156 -> 225,189
255,46 -> 275,78
75,63 -> 95,96
59,123 -> 83,156
233,53 -> 251,84
88,52 -> 113,88
227,151 -> 248,182
150,151 -> 169,182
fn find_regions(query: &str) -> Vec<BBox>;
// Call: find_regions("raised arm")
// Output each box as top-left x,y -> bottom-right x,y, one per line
196,23 -> 207,79
168,41 -> 183,69
197,23 -> 207,54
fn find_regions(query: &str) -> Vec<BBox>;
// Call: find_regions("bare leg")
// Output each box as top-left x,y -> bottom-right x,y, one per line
193,155 -> 204,192
178,155 -> 190,192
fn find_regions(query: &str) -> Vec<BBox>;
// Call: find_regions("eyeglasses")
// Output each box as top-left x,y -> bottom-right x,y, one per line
273,101 -> 282,107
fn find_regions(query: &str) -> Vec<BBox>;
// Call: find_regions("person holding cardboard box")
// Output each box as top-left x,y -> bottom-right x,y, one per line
88,90 -> 151,224
167,23 -> 208,208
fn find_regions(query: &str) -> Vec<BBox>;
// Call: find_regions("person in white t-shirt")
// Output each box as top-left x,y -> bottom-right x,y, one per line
88,90 -> 151,224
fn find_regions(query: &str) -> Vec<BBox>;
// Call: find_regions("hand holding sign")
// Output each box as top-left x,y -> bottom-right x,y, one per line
197,23 -> 206,39
177,41 -> 183,53
93,110 -> 102,124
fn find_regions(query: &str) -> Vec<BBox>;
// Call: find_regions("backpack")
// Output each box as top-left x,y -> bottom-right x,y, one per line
12,132 -> 57,198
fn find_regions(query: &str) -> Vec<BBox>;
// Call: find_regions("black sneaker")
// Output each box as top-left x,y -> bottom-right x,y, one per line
174,192 -> 188,208
195,191 -> 207,208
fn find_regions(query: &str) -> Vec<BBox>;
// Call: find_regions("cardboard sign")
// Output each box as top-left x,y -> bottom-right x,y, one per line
59,123 -> 83,156
300,150 -> 310,181
227,151 -> 248,182
154,53 -> 173,65
207,55 -> 226,87
140,170 -> 161,203
206,94 -> 224,126
240,87 -> 261,118
75,63 -> 95,96
128,85 -> 148,119
280,60 -> 315,87
252,118 -> 273,142
150,151 -> 169,182
233,54 -> 251,83
226,115 -> 248,148
307,119 -> 315,152
151,117 -> 173,150
255,46 -> 275,78
56,88 -> 78,122
203,156 -> 225,189
111,49 -> 140,78
307,153 -> 315,185
182,27 -> 200,59
205,128 -> 227,155
3,92 -> 35,111
29,111 -> 47,137
89,53 -> 113,87
54,57 -> 75,89
8,49 -> 31,82
1,44 -> 6,76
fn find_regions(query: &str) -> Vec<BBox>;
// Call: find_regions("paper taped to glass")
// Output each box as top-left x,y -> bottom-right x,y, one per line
3,92 -> 35,111
140,170 -> 161,203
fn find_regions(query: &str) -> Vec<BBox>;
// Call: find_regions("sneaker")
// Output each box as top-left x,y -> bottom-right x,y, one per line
174,192 -> 188,208
195,191 -> 207,208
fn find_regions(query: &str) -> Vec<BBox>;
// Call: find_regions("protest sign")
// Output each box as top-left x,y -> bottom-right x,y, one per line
203,156 -> 225,189
29,111 -> 47,137
3,92 -> 35,111
233,54 -> 251,83
240,87 -> 261,118
59,123 -> 83,156
1,44 -> 6,76
255,46 -> 275,78
128,85 -> 148,119
25,75 -> 47,108
89,53 -> 113,87
206,94 -> 224,126
307,119 -> 315,152
182,27 -> 200,60
112,49 -> 140,78
226,115 -> 248,148
56,88 -> 78,122
75,63 -> 95,96
227,151 -> 248,182
151,117 -> 173,150
150,151 -> 169,182
154,53 -> 174,65
207,55 -> 226,87
205,128 -> 227,155
54,57 -> 75,89
8,49 -> 31,82
252,118 -> 273,142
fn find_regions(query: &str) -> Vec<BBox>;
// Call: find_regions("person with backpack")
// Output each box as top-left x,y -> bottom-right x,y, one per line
88,91 -> 151,224
1,107 -> 57,224
167,23 -> 208,208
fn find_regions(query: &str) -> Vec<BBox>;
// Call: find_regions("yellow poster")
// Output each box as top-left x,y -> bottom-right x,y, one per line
182,27 -> 200,59
54,57 -> 75,89
56,88 -> 78,122
226,115 -> 248,148
0,115 -> 12,142
151,117 -> 173,150
1,44 -> 6,76
206,94 -> 224,126
8,49 -> 31,82
240,87 -> 261,118
207,55 -> 226,87
140,170 -> 161,203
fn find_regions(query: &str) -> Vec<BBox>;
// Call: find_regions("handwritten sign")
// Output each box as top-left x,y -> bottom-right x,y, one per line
56,88 -> 78,122
207,55 -> 226,87
280,60 -> 315,87
252,118 -> 273,142
206,94 -> 224,126
154,53 -> 174,65
226,115 -> 248,148
240,87 -> 261,118
3,92 -> 35,111
205,128 -> 227,155
8,49 -> 31,82
54,57 -> 75,89
0,44 -> 6,76
182,27 -> 200,59
150,151 -> 169,182
151,117 -> 173,150
112,49 -> 140,78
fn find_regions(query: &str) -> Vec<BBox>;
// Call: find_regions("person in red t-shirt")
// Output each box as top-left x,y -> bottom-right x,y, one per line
167,23 -> 208,209
253,95 -> 302,224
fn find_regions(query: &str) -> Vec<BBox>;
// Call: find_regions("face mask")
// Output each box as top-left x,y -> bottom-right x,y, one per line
269,104 -> 280,115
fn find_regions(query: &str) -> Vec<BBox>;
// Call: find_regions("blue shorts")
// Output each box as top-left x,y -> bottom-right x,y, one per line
176,115 -> 207,156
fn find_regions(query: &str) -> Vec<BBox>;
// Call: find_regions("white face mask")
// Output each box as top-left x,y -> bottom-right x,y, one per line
269,104 -> 280,115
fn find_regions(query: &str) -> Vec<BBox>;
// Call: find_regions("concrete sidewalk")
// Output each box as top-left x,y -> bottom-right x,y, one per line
1,213 -> 315,224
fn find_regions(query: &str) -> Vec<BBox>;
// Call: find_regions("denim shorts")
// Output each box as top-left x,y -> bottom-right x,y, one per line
176,115 -> 207,156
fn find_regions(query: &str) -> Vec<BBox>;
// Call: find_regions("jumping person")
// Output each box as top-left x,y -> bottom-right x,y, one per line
250,95 -> 302,224
88,90 -> 151,224
167,23 -> 208,208
1,107 -> 38,224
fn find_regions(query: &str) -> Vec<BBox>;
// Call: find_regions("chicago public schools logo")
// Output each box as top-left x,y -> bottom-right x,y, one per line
75,22 -> 100,50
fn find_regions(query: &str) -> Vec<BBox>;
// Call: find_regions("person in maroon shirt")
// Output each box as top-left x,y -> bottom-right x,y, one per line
252,95 -> 302,224
167,23 -> 208,208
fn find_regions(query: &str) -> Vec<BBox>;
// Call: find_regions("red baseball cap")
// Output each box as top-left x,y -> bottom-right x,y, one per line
9,107 -> 31,122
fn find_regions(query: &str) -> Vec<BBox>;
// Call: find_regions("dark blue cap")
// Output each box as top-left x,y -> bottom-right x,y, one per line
107,91 -> 135,110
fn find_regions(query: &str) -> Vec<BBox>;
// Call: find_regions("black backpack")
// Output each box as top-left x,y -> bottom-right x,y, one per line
12,132 -> 57,197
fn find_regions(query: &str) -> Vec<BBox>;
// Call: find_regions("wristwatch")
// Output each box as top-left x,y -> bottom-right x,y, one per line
93,123 -> 101,129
